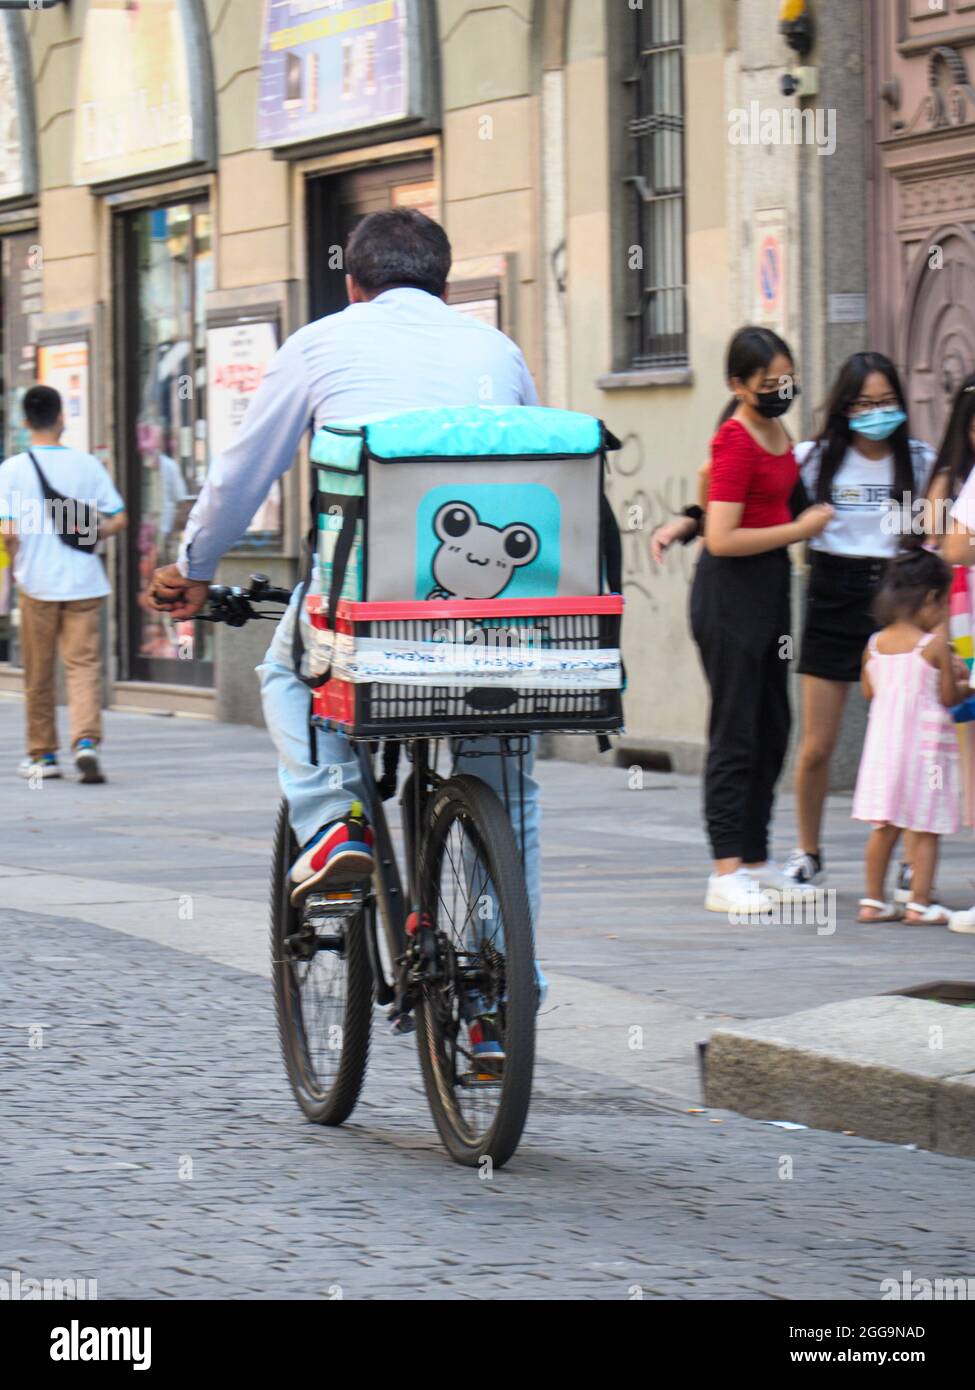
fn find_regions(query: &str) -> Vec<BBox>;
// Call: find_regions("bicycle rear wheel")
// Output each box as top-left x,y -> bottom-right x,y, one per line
270,802 -> 373,1125
414,774 -> 535,1168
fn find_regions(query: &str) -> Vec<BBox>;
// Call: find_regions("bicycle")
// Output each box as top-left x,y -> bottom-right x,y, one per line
202,574 -> 623,1168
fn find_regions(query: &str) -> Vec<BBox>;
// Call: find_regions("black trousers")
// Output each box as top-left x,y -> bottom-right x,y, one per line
690,548 -> 792,863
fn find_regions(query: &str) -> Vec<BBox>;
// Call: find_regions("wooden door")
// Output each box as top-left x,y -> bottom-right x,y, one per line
869,0 -> 975,444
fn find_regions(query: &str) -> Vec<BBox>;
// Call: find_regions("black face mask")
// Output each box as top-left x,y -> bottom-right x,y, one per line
755,384 -> 801,419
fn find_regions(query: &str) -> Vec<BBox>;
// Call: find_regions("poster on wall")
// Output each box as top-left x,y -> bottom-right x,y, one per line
0,16 -> 30,200
37,342 -> 90,454
753,208 -> 788,337
206,319 -> 282,538
2,234 -> 43,459
257,0 -> 414,148
73,0 -> 199,185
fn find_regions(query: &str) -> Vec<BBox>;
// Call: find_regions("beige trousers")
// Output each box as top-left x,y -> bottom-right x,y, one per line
19,593 -> 104,759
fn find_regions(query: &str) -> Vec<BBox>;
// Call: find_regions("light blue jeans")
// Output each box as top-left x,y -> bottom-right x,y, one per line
256,591 -> 542,927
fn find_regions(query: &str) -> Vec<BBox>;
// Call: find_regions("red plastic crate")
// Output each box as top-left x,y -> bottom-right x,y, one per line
306,595 -> 624,740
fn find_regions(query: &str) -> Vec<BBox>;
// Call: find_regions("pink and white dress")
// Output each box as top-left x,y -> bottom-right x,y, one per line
852,633 -> 960,835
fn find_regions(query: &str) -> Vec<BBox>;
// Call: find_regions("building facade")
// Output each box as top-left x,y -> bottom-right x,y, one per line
0,0 -> 968,771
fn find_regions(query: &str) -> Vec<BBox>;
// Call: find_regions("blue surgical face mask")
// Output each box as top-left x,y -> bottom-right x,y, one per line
849,408 -> 907,441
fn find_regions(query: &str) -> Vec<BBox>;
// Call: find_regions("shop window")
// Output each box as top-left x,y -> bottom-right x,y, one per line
620,0 -> 687,370
118,201 -> 214,685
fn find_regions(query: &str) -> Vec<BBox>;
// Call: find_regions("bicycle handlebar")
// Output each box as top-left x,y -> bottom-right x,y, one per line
199,573 -> 294,627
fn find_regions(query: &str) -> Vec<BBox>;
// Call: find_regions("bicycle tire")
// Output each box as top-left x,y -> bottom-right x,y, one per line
270,801 -> 373,1125
414,775 -> 535,1168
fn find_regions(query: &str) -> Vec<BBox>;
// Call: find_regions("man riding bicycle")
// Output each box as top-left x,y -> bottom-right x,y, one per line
149,211 -> 544,1058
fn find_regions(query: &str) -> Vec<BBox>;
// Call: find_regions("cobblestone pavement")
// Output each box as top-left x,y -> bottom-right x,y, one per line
2,697 -> 974,1299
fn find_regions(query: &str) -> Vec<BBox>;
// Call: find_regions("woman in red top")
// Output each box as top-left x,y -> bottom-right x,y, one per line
690,327 -> 833,915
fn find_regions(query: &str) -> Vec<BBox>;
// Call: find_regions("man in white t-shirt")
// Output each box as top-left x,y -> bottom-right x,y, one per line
0,385 -> 127,783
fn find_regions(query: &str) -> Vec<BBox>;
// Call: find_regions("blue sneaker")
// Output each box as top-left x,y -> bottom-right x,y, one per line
469,1015 -> 505,1066
74,739 -> 105,784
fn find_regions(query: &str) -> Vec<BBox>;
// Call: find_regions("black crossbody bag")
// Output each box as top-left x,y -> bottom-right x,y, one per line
27,450 -> 99,552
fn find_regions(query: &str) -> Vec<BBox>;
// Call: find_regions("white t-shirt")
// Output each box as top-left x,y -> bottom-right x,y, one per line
0,446 -> 125,601
951,468 -> 975,534
796,438 -> 935,558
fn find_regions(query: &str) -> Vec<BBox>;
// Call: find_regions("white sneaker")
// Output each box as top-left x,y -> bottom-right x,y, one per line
948,907 -> 975,934
781,848 -> 825,890
746,862 -> 796,894
706,868 -> 775,915
18,756 -> 61,780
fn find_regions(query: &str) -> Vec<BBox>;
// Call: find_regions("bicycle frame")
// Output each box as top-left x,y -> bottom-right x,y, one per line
352,734 -> 532,1024
354,740 -> 407,1012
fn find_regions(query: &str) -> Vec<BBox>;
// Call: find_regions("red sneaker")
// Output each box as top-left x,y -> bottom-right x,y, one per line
289,803 -> 374,905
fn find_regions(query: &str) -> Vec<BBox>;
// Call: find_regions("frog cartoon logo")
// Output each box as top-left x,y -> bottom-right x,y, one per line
428,501 -> 540,600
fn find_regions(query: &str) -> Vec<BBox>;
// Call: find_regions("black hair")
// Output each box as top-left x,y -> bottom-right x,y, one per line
23,384 -> 62,431
345,208 -> 452,298
873,543 -> 952,627
717,325 -> 796,427
927,371 -> 975,503
812,352 -> 914,506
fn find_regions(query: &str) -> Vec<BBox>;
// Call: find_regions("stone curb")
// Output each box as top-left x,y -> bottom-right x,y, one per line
703,995 -> 975,1158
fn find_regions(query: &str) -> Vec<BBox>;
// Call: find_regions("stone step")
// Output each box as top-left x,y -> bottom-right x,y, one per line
703,995 -> 975,1158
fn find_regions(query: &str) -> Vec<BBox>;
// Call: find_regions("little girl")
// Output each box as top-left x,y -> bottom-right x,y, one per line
853,547 -> 969,924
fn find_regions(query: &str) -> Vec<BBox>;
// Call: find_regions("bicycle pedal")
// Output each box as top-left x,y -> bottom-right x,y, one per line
458,1070 -> 503,1089
304,889 -> 364,919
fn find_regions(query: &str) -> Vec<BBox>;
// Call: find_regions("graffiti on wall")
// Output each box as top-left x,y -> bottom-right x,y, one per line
607,432 -> 700,608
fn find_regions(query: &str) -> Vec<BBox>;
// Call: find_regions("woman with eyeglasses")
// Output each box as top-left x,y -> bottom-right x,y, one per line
781,353 -> 936,904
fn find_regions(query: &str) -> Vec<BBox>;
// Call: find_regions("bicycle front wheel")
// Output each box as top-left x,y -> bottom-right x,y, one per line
270,802 -> 373,1125
414,774 -> 536,1169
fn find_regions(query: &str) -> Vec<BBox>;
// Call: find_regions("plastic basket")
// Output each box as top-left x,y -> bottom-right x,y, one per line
306,595 -> 624,740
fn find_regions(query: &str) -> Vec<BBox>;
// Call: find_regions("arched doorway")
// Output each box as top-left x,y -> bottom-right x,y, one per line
869,5 -> 975,449
901,224 -> 975,447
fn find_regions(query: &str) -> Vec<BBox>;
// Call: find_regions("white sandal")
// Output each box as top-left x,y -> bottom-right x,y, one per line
857,898 -> 902,924
904,901 -> 951,926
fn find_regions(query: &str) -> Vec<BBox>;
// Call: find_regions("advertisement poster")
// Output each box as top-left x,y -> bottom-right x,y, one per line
206,320 -> 282,537
257,0 -> 411,148
2,233 -> 42,459
0,16 -> 26,199
37,342 -> 90,454
74,0 -> 196,185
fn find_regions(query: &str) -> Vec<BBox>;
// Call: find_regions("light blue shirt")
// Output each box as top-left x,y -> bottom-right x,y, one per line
179,288 -> 539,579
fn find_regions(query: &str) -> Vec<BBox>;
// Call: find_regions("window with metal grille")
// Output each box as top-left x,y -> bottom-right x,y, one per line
621,0 -> 687,370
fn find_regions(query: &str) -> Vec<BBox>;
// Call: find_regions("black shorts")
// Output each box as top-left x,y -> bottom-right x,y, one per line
797,551 -> 890,684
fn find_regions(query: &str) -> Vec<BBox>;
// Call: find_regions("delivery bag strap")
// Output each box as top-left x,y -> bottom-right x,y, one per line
597,427 -> 624,755
291,490 -> 362,690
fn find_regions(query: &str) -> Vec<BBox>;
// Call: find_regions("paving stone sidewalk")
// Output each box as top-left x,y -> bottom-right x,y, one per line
1,696 -> 974,1299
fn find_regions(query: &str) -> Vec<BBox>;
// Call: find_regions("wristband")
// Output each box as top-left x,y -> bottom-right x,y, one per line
679,505 -> 704,544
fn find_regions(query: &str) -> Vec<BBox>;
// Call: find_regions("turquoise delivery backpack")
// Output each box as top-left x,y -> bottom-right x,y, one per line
293,404 -> 625,747
296,404 -> 622,682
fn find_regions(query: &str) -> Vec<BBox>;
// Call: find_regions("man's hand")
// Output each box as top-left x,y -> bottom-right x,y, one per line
149,564 -> 211,620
